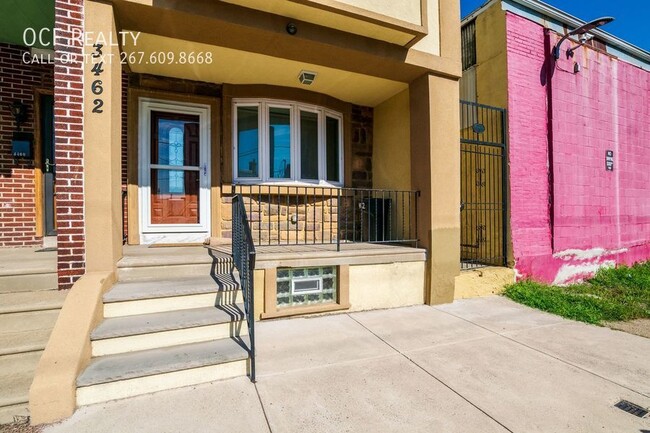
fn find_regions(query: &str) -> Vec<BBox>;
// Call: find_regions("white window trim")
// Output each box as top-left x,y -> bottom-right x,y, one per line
233,98 -> 344,187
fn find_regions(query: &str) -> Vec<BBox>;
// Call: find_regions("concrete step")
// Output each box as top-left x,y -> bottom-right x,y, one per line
117,247 -> 233,281
0,351 -> 42,411
0,329 -> 52,356
91,304 -> 248,356
0,309 -> 60,334
0,272 -> 58,294
0,290 -> 67,314
76,338 -> 249,406
103,275 -> 242,318
0,402 -> 29,425
0,248 -> 57,294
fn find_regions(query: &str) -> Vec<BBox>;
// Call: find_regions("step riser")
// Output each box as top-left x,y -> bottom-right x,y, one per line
0,273 -> 58,293
117,264 -> 218,281
91,322 -> 249,356
76,359 -> 248,407
103,291 -> 243,318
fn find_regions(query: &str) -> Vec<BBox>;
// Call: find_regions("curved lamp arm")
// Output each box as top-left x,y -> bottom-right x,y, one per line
552,16 -> 614,59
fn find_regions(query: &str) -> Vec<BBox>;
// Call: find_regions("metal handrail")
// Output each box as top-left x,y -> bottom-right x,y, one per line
233,185 -> 420,250
232,194 -> 257,382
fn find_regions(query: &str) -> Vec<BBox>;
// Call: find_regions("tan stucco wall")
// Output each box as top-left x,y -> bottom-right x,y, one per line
335,0 -> 423,25
123,33 -> 407,107
348,262 -> 425,311
410,73 -> 461,305
29,272 -> 115,425
83,1 -> 123,272
373,90 -> 411,191
215,0 -> 420,45
454,266 -> 515,299
411,0 -> 441,56
475,2 -> 508,108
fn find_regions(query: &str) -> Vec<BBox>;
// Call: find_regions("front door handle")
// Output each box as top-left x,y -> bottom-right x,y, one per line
45,158 -> 56,173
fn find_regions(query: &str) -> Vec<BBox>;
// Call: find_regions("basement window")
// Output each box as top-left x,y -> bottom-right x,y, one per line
276,266 -> 337,308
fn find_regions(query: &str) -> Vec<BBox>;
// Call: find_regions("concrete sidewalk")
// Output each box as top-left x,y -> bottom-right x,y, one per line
44,297 -> 650,433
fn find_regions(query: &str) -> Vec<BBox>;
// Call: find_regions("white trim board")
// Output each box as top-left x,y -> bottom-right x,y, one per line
137,98 -> 212,244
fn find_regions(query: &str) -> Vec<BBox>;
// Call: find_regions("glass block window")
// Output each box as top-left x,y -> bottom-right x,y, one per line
276,267 -> 337,308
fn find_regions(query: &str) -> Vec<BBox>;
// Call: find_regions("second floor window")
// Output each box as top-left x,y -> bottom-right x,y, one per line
234,99 -> 343,185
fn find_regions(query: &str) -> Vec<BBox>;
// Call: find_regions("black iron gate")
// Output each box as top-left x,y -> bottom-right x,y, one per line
460,100 -> 507,269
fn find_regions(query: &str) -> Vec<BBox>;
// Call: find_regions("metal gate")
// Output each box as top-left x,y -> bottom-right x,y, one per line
460,100 -> 507,269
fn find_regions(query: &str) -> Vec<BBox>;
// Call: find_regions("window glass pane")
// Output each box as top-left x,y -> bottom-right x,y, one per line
269,107 -> 291,179
151,112 -> 200,167
237,106 -> 259,178
300,111 -> 318,180
326,116 -> 340,182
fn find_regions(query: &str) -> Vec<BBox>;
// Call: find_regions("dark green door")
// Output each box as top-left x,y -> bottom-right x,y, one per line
40,94 -> 56,236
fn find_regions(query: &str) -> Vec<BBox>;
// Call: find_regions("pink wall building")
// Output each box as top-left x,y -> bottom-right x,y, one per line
463,0 -> 650,284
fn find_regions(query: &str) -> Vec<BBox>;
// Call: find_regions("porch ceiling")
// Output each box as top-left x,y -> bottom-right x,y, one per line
122,32 -> 408,107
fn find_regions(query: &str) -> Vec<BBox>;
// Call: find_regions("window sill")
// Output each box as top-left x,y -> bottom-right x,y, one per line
233,180 -> 343,188
260,302 -> 350,319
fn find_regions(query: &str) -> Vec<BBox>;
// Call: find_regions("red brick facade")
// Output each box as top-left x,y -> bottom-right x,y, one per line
54,0 -> 85,288
0,44 -> 54,247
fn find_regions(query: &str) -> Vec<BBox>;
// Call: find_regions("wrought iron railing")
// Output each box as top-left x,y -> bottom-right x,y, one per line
233,185 -> 419,250
460,100 -> 508,269
232,194 -> 256,382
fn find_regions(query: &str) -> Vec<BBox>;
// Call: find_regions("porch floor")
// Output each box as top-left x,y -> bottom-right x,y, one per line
209,242 -> 426,269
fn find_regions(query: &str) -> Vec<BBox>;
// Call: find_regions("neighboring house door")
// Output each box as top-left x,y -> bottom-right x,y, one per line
138,99 -> 211,244
40,93 -> 56,237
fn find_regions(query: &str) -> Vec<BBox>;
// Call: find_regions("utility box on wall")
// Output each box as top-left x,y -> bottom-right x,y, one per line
11,132 -> 33,159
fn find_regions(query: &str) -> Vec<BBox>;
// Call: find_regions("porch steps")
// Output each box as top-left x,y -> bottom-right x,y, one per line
91,304 -> 247,356
76,247 -> 251,407
76,338 -> 249,406
102,275 -> 242,317
116,246 -> 231,281
0,289 -> 67,424
0,248 -> 58,294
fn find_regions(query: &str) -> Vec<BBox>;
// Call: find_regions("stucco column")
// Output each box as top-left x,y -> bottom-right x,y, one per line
83,1 -> 123,272
410,74 -> 460,304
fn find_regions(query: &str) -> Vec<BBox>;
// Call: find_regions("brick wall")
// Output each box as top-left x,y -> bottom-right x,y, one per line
54,0 -> 85,288
505,12 -> 650,284
0,44 -> 54,247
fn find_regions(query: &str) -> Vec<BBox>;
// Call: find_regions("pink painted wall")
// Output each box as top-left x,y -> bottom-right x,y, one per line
505,12 -> 650,284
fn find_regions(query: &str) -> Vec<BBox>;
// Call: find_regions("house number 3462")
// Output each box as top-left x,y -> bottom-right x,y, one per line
90,44 -> 104,114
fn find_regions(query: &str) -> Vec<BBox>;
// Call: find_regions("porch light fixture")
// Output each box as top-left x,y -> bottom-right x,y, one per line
299,70 -> 317,85
286,23 -> 298,35
10,101 -> 27,129
552,16 -> 614,59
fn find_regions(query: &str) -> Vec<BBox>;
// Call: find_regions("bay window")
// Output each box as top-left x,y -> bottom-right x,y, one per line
234,99 -> 343,185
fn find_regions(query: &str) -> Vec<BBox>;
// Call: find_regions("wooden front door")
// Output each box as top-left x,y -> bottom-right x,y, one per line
150,112 -> 200,225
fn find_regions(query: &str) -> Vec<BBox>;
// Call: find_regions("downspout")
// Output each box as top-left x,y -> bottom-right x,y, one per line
543,28 -> 556,251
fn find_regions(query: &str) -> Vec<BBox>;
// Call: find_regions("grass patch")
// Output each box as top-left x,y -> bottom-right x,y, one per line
503,262 -> 650,325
